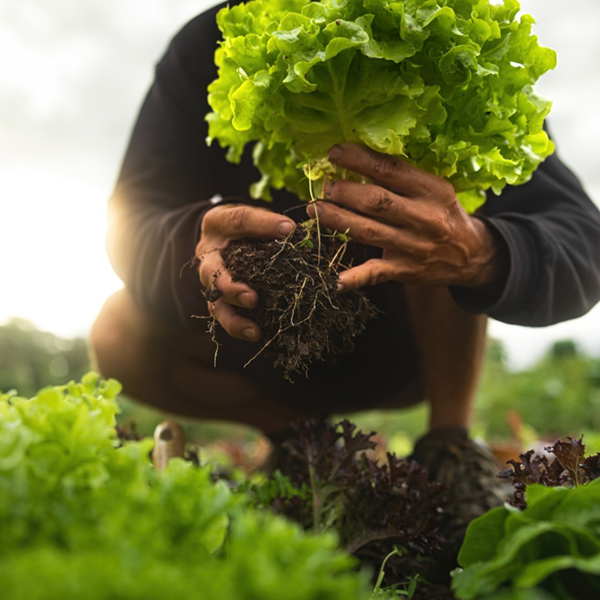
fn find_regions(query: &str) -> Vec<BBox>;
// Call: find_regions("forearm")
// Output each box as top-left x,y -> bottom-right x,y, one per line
107,196 -> 212,326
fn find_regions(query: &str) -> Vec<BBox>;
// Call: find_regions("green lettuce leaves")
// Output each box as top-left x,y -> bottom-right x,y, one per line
206,0 -> 556,212
453,438 -> 600,598
0,375 -> 371,600
452,482 -> 600,599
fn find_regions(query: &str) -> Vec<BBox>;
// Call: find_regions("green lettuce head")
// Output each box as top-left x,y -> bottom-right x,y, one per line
206,0 -> 556,212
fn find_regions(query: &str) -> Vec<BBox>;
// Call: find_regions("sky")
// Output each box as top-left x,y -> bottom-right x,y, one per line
0,0 -> 599,370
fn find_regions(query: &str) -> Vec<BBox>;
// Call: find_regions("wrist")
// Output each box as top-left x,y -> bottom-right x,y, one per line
463,217 -> 509,296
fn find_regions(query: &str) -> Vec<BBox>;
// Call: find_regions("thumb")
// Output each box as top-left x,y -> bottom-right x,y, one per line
338,260 -> 392,291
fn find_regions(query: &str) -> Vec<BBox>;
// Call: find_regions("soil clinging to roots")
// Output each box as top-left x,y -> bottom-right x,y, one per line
218,224 -> 379,380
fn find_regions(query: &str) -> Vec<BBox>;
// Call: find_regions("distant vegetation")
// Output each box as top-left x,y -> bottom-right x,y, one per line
0,318 -> 89,398
1,318 -> 599,451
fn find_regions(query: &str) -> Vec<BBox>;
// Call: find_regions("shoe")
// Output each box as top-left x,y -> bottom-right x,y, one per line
258,427 -> 297,477
409,426 -> 508,582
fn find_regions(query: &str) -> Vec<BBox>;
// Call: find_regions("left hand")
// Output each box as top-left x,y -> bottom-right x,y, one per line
307,143 -> 506,292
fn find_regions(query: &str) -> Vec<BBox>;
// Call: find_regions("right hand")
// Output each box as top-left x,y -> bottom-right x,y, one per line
196,204 -> 295,342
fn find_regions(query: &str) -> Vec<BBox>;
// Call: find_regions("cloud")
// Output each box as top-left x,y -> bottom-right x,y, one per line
520,0 -> 600,195
0,0 -> 216,190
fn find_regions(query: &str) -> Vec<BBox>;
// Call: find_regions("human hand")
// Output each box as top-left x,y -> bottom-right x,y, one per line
307,144 -> 506,293
196,204 -> 295,341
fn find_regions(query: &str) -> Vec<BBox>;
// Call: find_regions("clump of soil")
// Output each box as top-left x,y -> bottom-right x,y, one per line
218,223 -> 379,380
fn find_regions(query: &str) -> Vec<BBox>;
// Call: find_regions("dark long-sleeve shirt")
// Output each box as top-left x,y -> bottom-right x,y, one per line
107,3 -> 600,331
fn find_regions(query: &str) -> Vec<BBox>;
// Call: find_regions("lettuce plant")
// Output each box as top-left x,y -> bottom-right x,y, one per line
0,375 -> 373,600
498,436 -> 600,510
451,438 -> 600,599
246,419 -> 450,586
207,0 -> 556,212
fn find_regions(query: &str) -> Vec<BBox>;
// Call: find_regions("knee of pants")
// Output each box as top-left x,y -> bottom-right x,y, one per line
90,304 -> 126,379
89,290 -> 147,381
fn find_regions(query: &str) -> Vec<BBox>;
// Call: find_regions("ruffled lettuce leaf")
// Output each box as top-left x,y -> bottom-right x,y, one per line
207,0 -> 555,212
0,375 -> 370,600
452,480 -> 600,599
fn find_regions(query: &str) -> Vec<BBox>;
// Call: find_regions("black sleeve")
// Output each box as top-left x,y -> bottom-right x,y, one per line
106,5 -> 293,327
450,148 -> 600,326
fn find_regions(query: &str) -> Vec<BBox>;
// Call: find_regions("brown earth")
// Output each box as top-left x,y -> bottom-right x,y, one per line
215,223 -> 379,380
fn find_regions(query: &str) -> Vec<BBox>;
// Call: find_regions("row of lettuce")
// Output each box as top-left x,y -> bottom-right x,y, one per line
0,374 -> 369,600
2,373 -> 600,599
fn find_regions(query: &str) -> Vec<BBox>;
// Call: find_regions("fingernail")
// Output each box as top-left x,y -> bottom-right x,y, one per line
243,327 -> 260,341
324,180 -> 334,197
278,221 -> 294,236
329,145 -> 344,161
238,292 -> 252,308
337,280 -> 344,292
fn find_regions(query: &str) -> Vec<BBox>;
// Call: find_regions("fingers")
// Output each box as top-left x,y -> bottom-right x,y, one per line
337,260 -> 398,291
202,204 -> 295,244
198,249 -> 258,309
328,143 -> 442,198
209,299 -> 262,342
323,178 -> 422,227
196,204 -> 295,342
308,200 -> 428,253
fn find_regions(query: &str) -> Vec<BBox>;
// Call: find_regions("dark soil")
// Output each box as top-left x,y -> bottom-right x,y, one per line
216,224 -> 379,380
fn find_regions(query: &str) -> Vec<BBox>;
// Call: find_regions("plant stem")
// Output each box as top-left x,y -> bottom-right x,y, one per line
371,547 -> 404,596
306,443 -> 321,533
307,165 -> 323,264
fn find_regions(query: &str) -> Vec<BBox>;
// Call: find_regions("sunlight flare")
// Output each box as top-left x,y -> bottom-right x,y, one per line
0,170 -> 122,338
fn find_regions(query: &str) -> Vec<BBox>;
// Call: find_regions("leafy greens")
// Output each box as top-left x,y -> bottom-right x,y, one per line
452,437 -> 600,599
207,0 -> 556,212
498,436 -> 600,509
0,374 -> 373,600
246,419 -> 450,587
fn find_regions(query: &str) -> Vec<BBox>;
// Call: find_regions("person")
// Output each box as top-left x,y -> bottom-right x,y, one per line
91,0 -> 600,551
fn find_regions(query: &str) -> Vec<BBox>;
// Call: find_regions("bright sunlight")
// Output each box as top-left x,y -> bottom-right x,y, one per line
0,170 -> 122,338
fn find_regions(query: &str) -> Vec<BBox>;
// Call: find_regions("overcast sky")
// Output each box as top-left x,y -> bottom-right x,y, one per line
1,0 -> 599,370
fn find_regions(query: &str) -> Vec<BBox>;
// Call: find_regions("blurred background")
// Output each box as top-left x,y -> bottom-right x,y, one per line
1,0 -> 600,466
